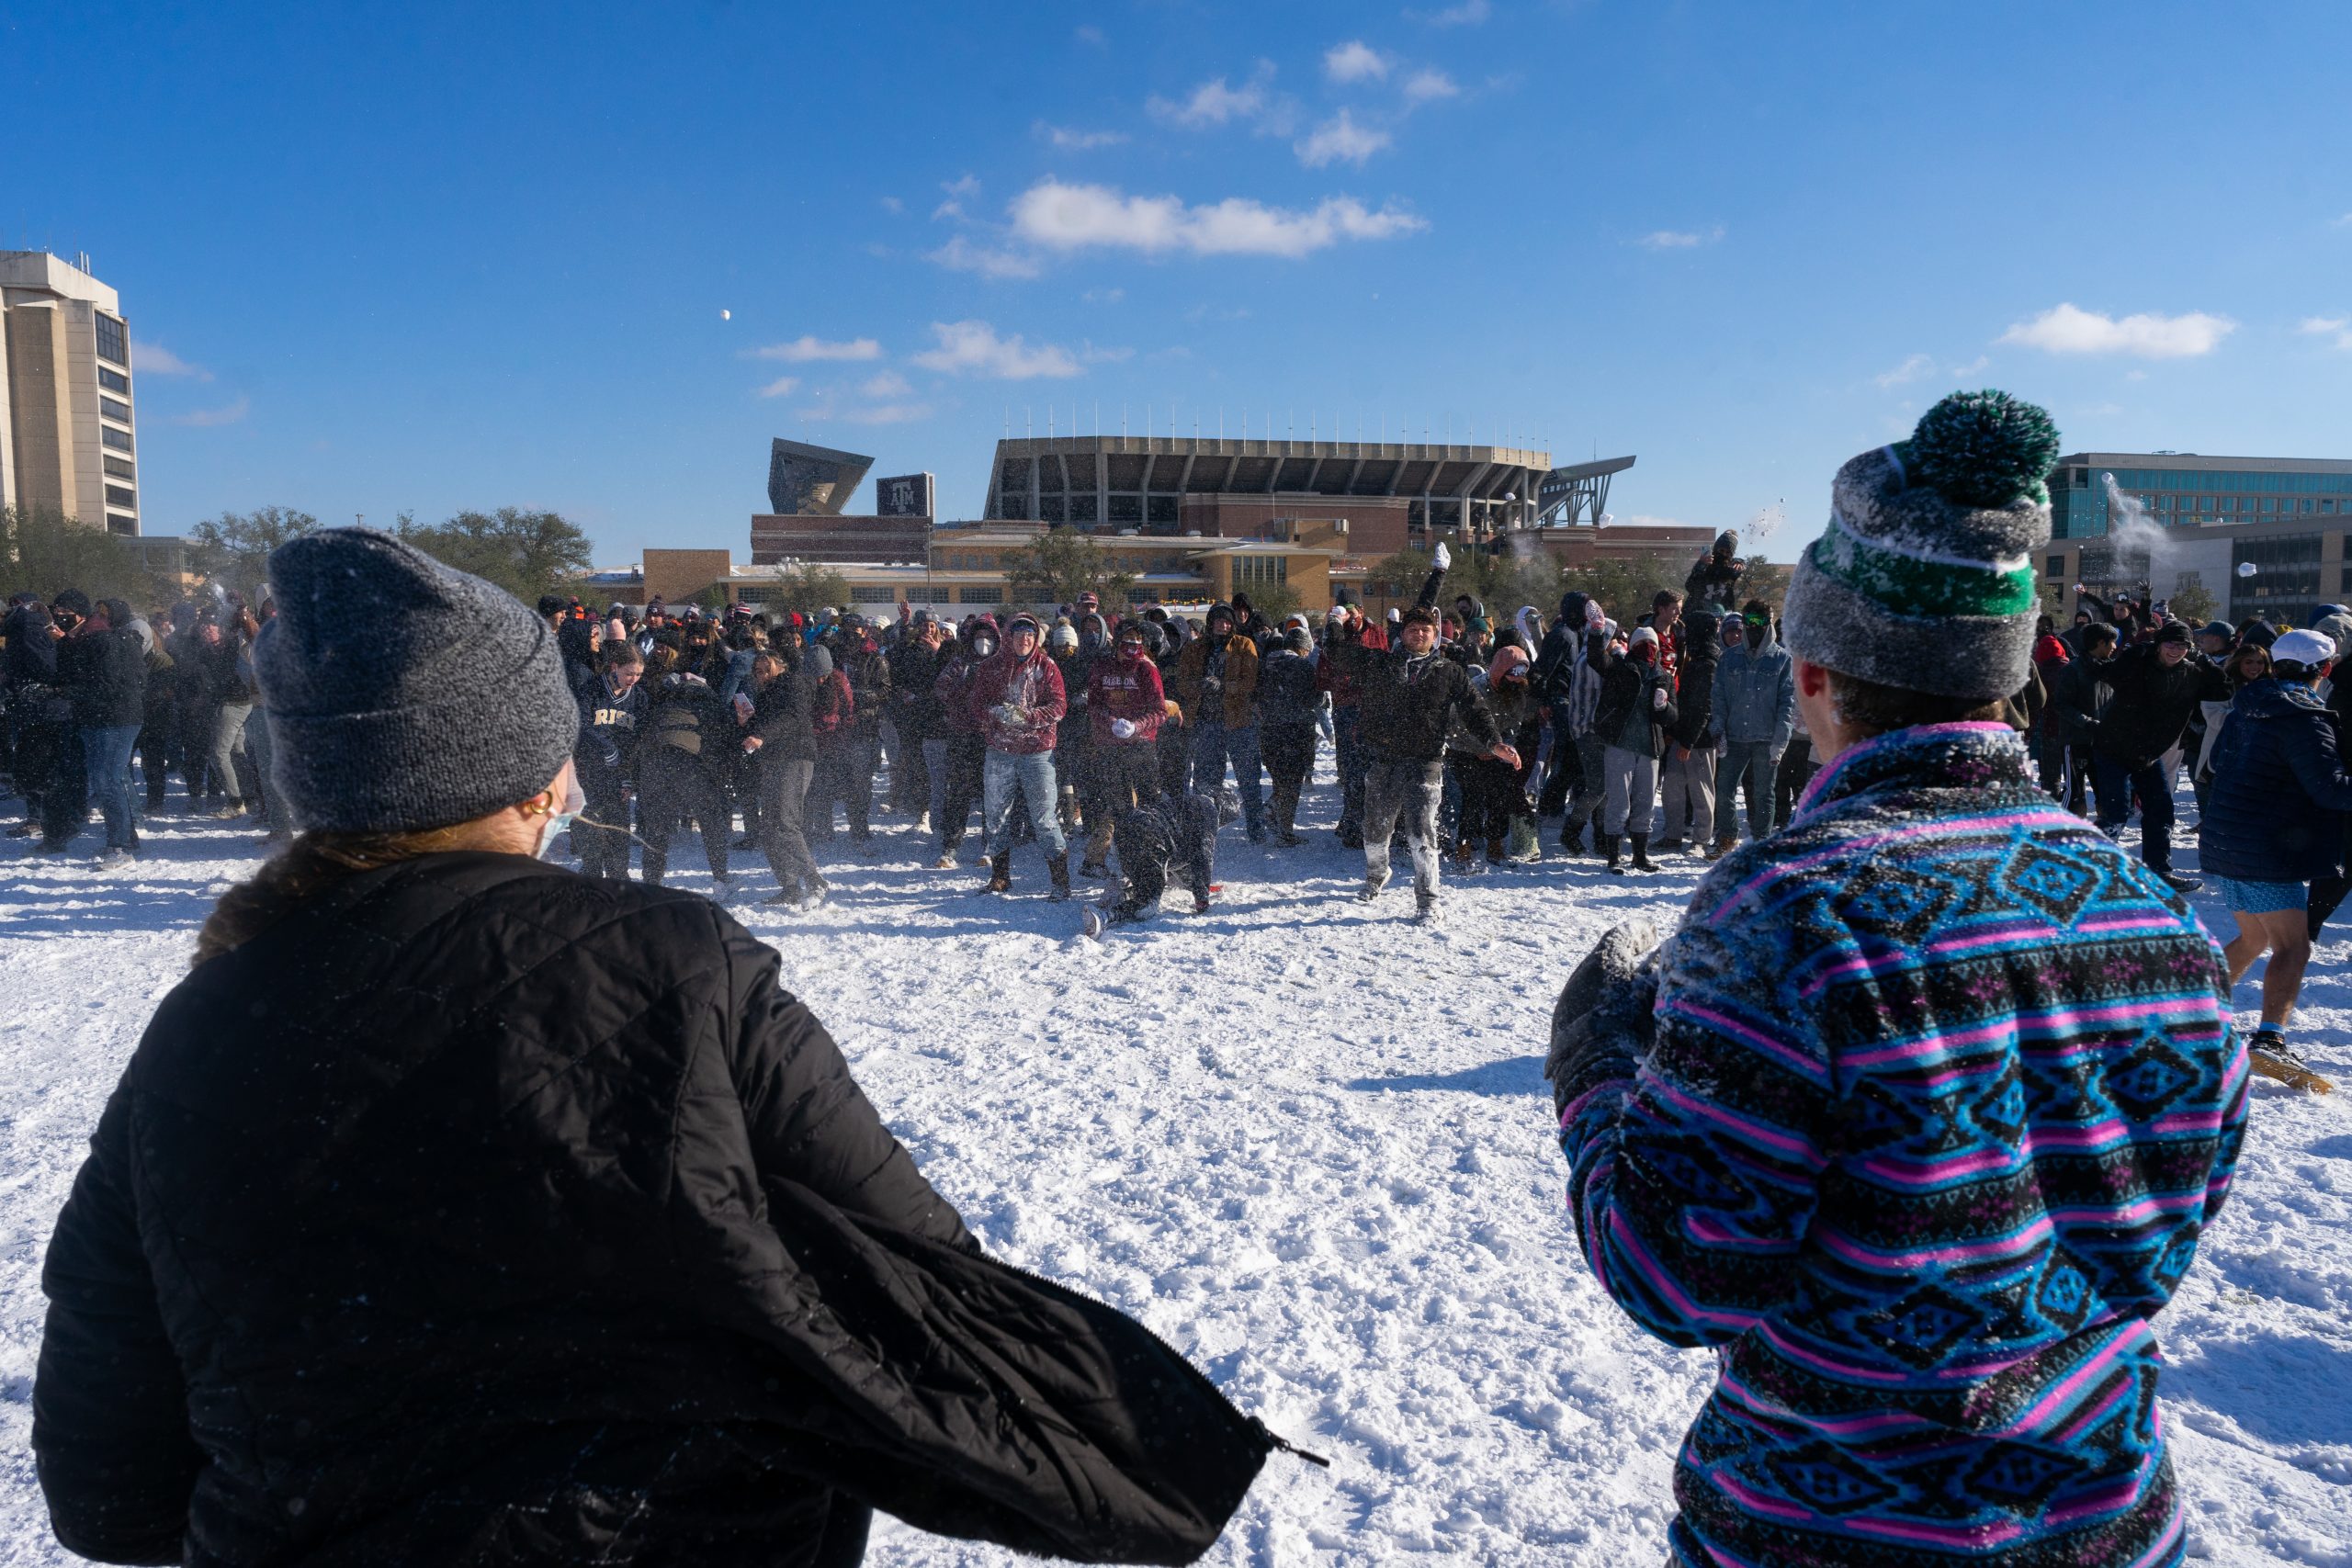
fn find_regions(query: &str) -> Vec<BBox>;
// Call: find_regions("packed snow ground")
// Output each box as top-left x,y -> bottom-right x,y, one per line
4,757 -> 2351,1565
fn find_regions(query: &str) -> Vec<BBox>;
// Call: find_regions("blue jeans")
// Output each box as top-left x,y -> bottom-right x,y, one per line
1713,739 -> 1778,842
82,723 -> 141,851
2092,752 -> 2176,873
1189,720 -> 1263,833
983,749 -> 1067,860
1334,706 -> 1366,838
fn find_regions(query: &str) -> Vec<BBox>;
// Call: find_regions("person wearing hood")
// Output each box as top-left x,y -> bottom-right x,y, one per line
886,611 -> 947,827
1588,624 -> 1679,873
32,527 -> 1279,1568
635,646 -> 733,894
1317,596 -> 1385,847
2198,626 -> 2352,1087
1655,609 -> 1720,853
1531,591 -> 1593,820
1227,591 -> 1272,648
1451,643 -> 1542,867
741,642 -> 828,908
967,613 -> 1071,897
1256,624 -> 1321,847
1170,603 -> 1265,842
1705,599 -> 1794,859
929,619 -> 994,866
56,594 -> 153,867
1080,621 -> 1170,876
1683,529 -> 1745,614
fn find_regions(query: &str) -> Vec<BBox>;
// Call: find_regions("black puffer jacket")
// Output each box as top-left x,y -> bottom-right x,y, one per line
2199,678 -> 2352,883
60,624 -> 150,728
2091,643 -> 2227,768
34,855 -> 1269,1567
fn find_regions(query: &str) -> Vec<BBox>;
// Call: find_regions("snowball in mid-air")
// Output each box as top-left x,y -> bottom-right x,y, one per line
720,309 -> 731,321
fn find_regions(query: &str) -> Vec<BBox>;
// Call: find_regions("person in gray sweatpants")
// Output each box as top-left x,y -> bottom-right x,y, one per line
1707,600 -> 1794,860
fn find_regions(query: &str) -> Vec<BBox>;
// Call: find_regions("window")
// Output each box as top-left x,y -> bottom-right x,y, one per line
105,513 -> 136,536
849,585 -> 895,604
101,395 -> 131,423
94,313 -> 128,367
2264,497 -> 2278,513
106,484 -> 137,512
103,456 -> 134,480
98,367 -> 129,395
959,585 -> 1001,604
2046,554 -> 2065,580
1126,587 -> 1156,604
2324,500 -> 2338,514
101,426 -> 133,453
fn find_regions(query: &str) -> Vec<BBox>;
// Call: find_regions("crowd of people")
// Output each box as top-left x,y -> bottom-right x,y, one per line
16,389 -> 2329,1566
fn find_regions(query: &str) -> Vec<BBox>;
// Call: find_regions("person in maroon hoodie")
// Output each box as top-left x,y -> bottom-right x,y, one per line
1080,621 -> 1170,876
967,613 -> 1069,897
929,620 -> 994,867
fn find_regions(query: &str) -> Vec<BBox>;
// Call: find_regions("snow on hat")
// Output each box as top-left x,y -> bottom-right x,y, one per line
1782,389 -> 2060,702
254,527 -> 578,833
2271,628 -> 2335,668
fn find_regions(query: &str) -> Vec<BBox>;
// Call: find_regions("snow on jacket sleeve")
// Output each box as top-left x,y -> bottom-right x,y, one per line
2278,698 -> 2352,815
1557,918 -> 1827,1348
1770,654 -> 1795,753
33,1083 -> 203,1565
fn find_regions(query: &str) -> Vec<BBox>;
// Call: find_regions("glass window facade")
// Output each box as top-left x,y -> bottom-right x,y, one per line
98,367 -> 130,395
100,395 -> 131,423
105,484 -> 137,512
2231,534 -> 2323,626
958,585 -> 1002,604
2047,460 -> 2352,537
103,456 -> 134,480
94,313 -> 128,367
101,426 -> 133,453
848,585 -> 895,604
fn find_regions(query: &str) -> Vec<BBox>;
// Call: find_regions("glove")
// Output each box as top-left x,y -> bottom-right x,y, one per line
1326,605 -> 1346,627
1111,716 -> 1137,739
730,692 -> 754,722
1432,542 -> 1452,571
1584,599 -> 1607,629
1202,674 -> 1222,695
1651,686 -> 1668,711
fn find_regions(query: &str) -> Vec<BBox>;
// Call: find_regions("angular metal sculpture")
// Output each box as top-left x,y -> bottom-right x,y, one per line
768,438 -> 874,516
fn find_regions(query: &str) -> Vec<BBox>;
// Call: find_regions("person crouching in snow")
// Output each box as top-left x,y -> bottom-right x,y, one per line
1085,786 -> 1240,936
32,529 -> 1283,1568
1547,393 -> 2247,1568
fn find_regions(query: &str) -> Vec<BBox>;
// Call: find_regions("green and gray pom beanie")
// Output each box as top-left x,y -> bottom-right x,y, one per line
1781,389 -> 2060,702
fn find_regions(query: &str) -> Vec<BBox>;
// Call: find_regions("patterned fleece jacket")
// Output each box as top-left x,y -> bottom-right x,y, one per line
1552,722 -> 2245,1568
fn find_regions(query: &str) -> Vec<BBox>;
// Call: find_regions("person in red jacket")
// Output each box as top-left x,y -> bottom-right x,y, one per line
967,613 -> 1070,897
1080,621 -> 1170,875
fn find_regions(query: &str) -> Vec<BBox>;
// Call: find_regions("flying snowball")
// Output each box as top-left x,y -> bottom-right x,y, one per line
720,309 -> 731,321
2238,561 -> 2258,578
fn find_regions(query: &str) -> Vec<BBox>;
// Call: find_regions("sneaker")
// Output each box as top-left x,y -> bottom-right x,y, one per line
1356,867 -> 1391,902
1192,891 -> 1211,915
932,853 -> 956,870
1082,905 -> 1107,940
913,812 -> 932,834
1413,896 -> 1442,927
209,803 -> 247,821
5,823 -> 33,839
2158,871 -> 2203,895
96,847 -> 135,872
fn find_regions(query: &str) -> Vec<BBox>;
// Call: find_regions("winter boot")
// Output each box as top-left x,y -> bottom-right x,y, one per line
1630,833 -> 1657,873
1602,834 -> 1625,875
1357,865 -> 1391,902
1047,852 -> 1071,902
1486,836 -> 1507,866
984,852 -> 1012,894
1704,833 -> 1737,862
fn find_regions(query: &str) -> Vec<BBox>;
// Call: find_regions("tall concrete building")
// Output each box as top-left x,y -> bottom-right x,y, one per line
1,251 -> 140,534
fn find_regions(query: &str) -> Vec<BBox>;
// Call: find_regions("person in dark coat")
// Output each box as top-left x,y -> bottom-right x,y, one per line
929,621 -> 994,866
1681,529 -> 1745,615
1079,622 -> 1169,876
1325,550 -> 1518,921
2085,620 -> 2226,891
1588,624 -> 1679,874
7,595 -> 83,848
2046,619 -> 2117,815
32,527 -> 1277,1568
884,612 -> 947,827
1255,626 -> 1320,847
57,596 -> 151,864
742,645 -> 827,907
2199,626 -> 2352,1081
1655,609 -> 1719,852
575,642 -> 647,879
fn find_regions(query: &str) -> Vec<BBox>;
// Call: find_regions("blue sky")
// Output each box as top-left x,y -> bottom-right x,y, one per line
12,0 -> 2349,564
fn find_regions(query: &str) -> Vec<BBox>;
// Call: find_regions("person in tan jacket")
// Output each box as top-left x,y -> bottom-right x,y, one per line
1168,603 -> 1265,840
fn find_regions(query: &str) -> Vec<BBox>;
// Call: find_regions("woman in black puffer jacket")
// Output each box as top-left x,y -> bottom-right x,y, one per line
33,529 -> 1276,1568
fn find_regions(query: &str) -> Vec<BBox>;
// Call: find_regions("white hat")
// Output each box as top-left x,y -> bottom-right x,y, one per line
2271,628 -> 2335,668
1628,625 -> 1660,648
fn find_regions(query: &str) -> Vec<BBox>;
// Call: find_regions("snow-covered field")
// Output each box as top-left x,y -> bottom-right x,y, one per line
4,761 -> 2350,1565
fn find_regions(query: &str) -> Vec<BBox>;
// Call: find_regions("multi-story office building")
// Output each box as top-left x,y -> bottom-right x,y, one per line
1,250 -> 140,534
2043,452 -> 2352,630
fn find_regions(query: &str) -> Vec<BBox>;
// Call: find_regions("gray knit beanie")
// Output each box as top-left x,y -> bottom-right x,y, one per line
254,527 -> 580,832
1782,390 -> 2060,701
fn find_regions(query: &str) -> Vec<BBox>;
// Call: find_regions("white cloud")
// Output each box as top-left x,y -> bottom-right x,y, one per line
2301,314 -> 2352,350
167,395 -> 249,427
842,402 -> 933,425
1998,302 -> 2236,359
2335,212 -> 2352,228
130,339 -> 211,379
1873,353 -> 1934,389
1011,178 -> 1426,258
1037,121 -> 1127,150
1082,287 -> 1125,304
749,334 -> 883,363
928,234 -> 1044,281
1325,40 -> 1391,82
942,174 -> 980,199
1295,109 -> 1391,168
878,196 -> 903,214
910,321 -> 1082,379
859,371 -> 912,397
1402,68 -> 1459,103
1080,341 -> 1134,364
1951,354 -> 1990,377
1412,0 -> 1490,23
1149,64 -> 1278,128
1637,225 -> 1725,250
755,376 -> 800,399
1076,23 -> 1105,46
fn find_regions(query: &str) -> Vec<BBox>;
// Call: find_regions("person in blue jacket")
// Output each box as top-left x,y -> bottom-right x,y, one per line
2197,625 -> 2352,1083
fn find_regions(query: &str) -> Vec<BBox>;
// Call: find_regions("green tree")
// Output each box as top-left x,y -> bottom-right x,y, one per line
187,505 -> 320,599
396,507 -> 595,604
1364,542 -> 1560,626
1010,526 -> 1136,609
0,504 -> 151,602
1240,578 -> 1303,626
750,560 -> 851,618
2168,581 -> 2217,628
1557,552 -> 1696,626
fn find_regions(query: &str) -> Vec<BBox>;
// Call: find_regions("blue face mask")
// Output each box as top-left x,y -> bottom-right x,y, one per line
534,774 -> 585,861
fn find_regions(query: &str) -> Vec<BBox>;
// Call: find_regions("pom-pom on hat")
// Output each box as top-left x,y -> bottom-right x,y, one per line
1782,389 -> 2060,701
